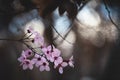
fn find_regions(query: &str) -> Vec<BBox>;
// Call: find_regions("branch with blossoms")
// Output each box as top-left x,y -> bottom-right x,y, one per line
0,27 -> 74,74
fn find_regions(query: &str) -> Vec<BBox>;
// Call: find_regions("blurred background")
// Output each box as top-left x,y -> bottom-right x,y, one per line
0,0 -> 120,80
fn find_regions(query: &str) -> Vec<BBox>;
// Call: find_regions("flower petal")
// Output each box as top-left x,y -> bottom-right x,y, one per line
45,66 -> 50,71
53,49 -> 61,57
39,66 -> 45,71
61,62 -> 68,67
69,56 -> 73,60
18,56 -> 26,62
41,57 -> 46,62
54,60 -> 59,67
35,61 -> 43,67
29,64 -> 33,70
47,45 -> 52,51
31,58 -> 37,64
42,48 -> 47,53
23,64 -> 28,70
59,67 -> 63,74
57,57 -> 63,63
49,57 -> 54,62
69,61 -> 74,67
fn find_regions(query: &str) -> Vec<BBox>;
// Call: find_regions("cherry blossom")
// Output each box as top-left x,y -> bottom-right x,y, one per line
33,32 -> 44,46
17,26 -> 74,74
21,59 -> 34,70
50,48 -> 63,67
18,52 -> 26,62
39,58 -> 50,71
68,56 -> 74,67
23,49 -> 33,58
32,54 -> 46,67
42,45 -> 54,62
17,50 -> 33,63
54,56 -> 63,67
58,62 -> 68,74
51,48 -> 61,58
27,27 -> 44,46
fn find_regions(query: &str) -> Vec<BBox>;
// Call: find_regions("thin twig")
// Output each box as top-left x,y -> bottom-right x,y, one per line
78,0 -> 90,11
22,41 -> 36,53
51,0 -> 89,45
23,33 -> 33,40
42,18 -> 74,45
103,0 -> 120,30
0,38 -> 20,42
50,24 -> 74,45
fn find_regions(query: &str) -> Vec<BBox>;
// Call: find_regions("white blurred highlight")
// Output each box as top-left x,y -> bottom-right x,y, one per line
53,8 -> 71,34
52,8 -> 76,58
77,3 -> 101,27
9,9 -> 45,37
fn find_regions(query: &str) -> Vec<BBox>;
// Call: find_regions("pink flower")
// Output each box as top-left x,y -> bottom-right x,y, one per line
18,50 -> 34,70
42,45 -> 53,62
42,45 -> 52,54
23,49 -> 33,58
33,33 -> 44,46
17,27 -> 75,74
39,58 -> 50,71
51,48 -> 61,58
18,52 -> 26,62
27,27 -> 44,46
54,56 -> 63,67
50,48 -> 63,67
21,59 -> 34,70
68,56 -> 74,67
32,54 -> 46,67
58,62 -> 68,74
18,50 -> 33,63
42,45 -> 62,63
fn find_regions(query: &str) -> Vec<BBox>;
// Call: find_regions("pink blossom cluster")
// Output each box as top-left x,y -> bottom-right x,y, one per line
18,27 -> 74,74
